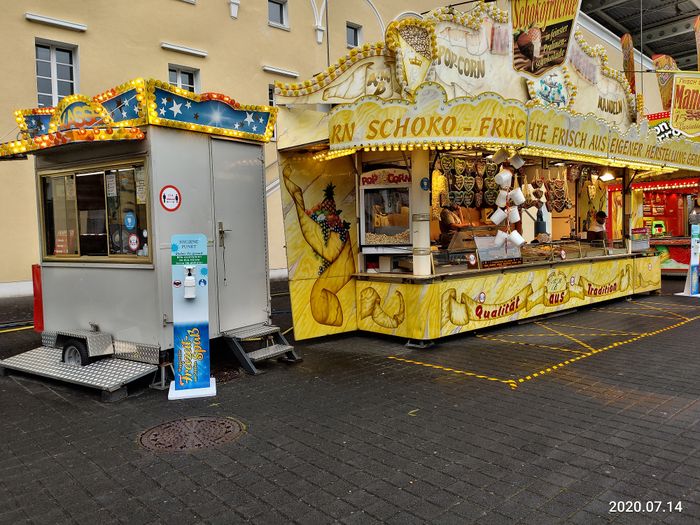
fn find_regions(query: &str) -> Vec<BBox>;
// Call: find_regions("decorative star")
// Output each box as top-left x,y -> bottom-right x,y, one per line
251,124 -> 257,132
258,116 -> 265,124
161,97 -> 167,105
159,106 -> 166,116
185,101 -> 192,109
234,122 -> 240,129
244,112 -> 254,126
193,113 -> 199,120
169,101 -> 182,117
122,98 -> 130,107
39,123 -> 45,131
121,110 -> 128,118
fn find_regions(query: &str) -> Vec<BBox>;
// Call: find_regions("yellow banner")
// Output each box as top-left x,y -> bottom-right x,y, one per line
579,264 -> 631,297
609,123 -> 700,171
671,75 -> 700,137
329,84 -> 528,150
440,263 -> 631,331
527,104 -> 609,159
330,82 -> 700,171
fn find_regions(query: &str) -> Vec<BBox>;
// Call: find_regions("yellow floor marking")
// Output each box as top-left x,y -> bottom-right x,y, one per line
642,301 -> 700,310
387,312 -> 700,391
590,308 -> 671,319
387,356 -> 518,389
509,333 -> 639,338
476,334 -> 588,355
544,321 -> 641,335
633,302 -> 690,321
0,325 -> 34,334
516,314 -> 700,386
535,322 -> 598,353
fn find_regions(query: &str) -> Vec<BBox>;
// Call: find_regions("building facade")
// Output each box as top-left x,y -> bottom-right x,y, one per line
0,0 -> 661,293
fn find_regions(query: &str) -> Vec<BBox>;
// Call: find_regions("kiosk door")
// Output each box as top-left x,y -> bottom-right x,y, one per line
211,138 -> 269,332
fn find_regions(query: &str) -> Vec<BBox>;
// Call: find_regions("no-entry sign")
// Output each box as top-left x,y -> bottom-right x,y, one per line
160,185 -> 182,212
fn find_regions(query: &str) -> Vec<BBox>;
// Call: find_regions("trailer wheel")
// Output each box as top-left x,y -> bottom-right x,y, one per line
62,339 -> 90,366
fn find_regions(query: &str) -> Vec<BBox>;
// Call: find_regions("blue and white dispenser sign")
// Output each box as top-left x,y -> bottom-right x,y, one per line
168,233 -> 216,399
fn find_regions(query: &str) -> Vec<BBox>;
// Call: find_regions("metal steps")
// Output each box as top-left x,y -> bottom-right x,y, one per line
223,324 -> 281,339
247,344 -> 294,362
222,324 -> 301,375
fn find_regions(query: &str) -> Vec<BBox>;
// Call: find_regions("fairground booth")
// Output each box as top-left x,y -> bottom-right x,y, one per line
604,112 -> 700,275
274,3 -> 700,344
0,78 -> 297,399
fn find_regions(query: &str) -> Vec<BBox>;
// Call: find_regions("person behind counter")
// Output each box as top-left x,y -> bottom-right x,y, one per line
587,210 -> 607,241
439,203 -> 467,248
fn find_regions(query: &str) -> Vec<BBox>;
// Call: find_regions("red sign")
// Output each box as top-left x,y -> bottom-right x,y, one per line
128,233 -> 140,252
160,185 -> 182,212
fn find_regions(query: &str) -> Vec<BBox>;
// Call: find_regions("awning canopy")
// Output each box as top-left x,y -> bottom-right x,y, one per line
0,78 -> 277,158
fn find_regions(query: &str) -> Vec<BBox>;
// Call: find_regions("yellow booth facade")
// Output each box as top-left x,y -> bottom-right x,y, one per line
274,3 -> 698,343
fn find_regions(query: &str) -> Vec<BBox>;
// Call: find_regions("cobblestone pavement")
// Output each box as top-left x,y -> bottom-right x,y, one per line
1,279 -> 700,524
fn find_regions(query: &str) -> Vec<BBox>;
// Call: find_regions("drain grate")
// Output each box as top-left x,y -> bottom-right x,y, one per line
139,416 -> 245,451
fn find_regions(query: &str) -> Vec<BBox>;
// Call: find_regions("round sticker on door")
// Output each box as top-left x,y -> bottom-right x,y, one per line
160,185 -> 182,212
128,233 -> 140,252
124,211 -> 136,230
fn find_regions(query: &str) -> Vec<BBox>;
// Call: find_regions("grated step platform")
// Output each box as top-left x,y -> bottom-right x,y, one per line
224,324 -> 280,340
247,344 -> 295,362
0,347 -> 157,393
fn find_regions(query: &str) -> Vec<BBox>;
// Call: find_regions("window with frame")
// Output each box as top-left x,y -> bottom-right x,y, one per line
347,23 -> 362,48
36,42 -> 76,107
41,164 -> 150,261
168,66 -> 198,92
268,0 -> 287,27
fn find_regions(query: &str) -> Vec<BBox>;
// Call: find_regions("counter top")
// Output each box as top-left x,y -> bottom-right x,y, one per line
649,237 -> 691,246
354,253 -> 655,284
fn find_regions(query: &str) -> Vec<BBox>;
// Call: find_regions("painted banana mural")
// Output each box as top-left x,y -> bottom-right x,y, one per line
360,288 -> 406,329
282,165 -> 355,327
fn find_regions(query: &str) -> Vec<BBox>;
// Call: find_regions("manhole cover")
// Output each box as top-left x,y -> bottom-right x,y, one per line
139,416 -> 245,451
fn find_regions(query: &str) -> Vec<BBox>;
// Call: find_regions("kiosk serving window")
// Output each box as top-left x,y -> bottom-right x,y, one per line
41,163 -> 150,261
359,168 -> 412,249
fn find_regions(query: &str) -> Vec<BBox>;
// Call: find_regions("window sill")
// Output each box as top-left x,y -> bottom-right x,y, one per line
42,261 -> 155,269
268,21 -> 290,32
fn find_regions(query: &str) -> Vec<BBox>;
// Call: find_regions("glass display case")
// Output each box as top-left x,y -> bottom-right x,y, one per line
360,168 -> 412,253
521,240 -> 583,263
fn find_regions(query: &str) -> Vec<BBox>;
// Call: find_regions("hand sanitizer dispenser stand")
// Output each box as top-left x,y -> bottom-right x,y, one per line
169,235 -> 216,400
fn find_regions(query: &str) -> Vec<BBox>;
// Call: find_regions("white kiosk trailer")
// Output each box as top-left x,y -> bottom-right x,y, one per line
0,78 -> 298,400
